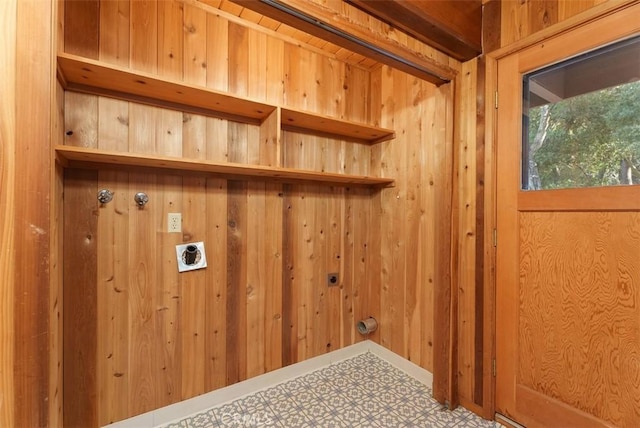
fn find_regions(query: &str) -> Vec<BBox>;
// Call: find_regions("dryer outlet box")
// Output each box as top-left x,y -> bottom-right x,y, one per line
176,242 -> 207,272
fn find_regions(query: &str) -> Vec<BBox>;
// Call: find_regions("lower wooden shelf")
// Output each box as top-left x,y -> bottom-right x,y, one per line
55,145 -> 395,188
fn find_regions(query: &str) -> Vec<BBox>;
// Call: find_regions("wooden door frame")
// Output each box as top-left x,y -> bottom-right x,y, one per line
485,0 -> 640,424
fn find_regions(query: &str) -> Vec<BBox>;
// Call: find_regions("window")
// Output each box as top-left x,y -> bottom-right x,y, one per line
522,35 -> 640,190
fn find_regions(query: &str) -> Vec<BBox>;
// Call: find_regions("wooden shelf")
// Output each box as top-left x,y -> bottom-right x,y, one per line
281,108 -> 395,143
57,53 -> 395,144
55,146 -> 395,188
57,53 -> 275,124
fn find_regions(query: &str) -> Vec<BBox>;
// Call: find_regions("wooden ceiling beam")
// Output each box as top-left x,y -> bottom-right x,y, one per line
348,0 -> 482,61
230,0 -> 458,85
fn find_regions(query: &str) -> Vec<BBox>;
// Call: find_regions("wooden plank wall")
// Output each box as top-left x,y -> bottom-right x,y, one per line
371,65 -> 453,373
61,0 -> 454,425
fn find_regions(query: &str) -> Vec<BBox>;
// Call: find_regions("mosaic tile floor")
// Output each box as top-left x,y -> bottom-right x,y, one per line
164,352 -> 501,428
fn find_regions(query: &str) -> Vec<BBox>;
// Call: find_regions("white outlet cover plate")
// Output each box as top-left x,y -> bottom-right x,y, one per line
176,242 -> 207,272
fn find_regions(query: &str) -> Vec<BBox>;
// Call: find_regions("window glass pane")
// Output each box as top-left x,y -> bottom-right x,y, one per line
522,35 -> 640,190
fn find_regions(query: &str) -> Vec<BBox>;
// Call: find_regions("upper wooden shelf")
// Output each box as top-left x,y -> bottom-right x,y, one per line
280,108 -> 394,143
55,145 -> 395,188
57,53 -> 274,124
57,53 -> 395,144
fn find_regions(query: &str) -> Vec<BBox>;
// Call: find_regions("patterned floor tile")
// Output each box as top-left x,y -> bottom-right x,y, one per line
163,352 -> 504,428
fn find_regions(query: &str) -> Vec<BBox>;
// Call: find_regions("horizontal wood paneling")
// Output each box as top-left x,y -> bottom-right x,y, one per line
62,1 -> 450,424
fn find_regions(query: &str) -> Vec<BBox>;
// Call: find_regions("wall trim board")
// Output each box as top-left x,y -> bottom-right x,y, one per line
431,79 -> 456,407
50,0 -> 64,425
0,0 -> 17,425
105,340 -> 434,428
14,0 -> 55,426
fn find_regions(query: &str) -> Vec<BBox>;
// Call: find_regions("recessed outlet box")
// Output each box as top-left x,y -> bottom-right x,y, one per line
168,213 -> 182,233
176,242 -> 207,272
327,273 -> 339,287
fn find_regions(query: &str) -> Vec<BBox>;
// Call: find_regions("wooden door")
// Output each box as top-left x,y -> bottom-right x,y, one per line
495,5 -> 640,427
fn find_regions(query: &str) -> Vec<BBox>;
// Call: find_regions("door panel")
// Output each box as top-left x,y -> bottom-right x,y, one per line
495,5 -> 640,427
518,211 -> 640,426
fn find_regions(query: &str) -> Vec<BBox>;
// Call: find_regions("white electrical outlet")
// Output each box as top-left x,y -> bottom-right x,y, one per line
168,213 -> 182,233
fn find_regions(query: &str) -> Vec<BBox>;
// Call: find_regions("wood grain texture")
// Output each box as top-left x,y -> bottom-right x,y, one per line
499,0 -> 612,48
96,171 -> 131,425
0,0 -> 16,424
456,58 -> 478,406
432,79 -> 456,404
63,169 -> 99,427
55,145 -> 395,187
14,1 -> 55,426
373,65 -> 451,374
519,211 -> 640,426
494,6 -> 640,426
231,0 -> 457,85
60,1 -> 450,423
347,0 -> 482,60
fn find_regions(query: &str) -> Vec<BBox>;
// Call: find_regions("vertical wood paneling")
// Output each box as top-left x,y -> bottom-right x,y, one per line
181,177 -> 208,397
60,1 -> 450,423
183,3 -> 207,85
64,92 -> 99,148
226,181 -> 249,384
99,0 -> 129,66
246,182 -> 267,377
63,169 -> 99,427
457,59 -> 478,405
379,66 -> 408,356
204,11 -> 229,388
205,177 -> 229,390
405,74 -> 424,365
282,184 -> 297,366
156,176 -> 182,407
64,0 -> 99,58
264,183 -> 284,371
0,1 -> 16,424
265,38 -> 285,106
130,0 -> 157,73
97,172 -> 131,426
97,4 -> 131,423
420,83 -> 437,373
63,1 -> 100,425
179,0 -> 209,401
206,13 -> 229,92
127,173 -> 158,417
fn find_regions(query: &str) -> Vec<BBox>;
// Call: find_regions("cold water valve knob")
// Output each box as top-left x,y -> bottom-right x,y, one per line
134,192 -> 149,208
